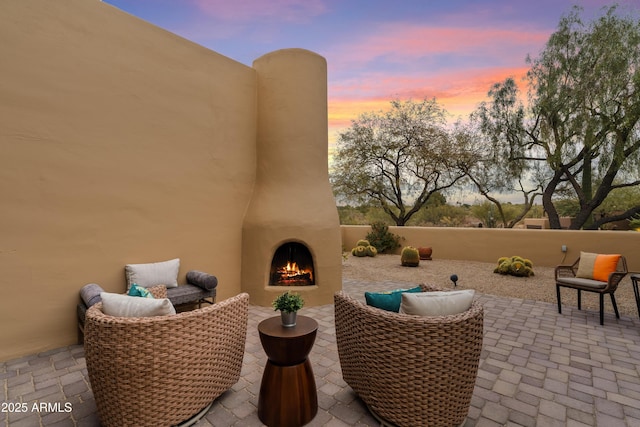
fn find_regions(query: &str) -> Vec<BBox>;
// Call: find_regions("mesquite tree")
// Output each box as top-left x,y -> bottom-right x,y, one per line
453,116 -> 544,228
330,98 -> 466,226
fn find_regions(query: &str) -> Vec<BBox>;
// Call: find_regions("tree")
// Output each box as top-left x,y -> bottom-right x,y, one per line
453,118 -> 544,228
470,201 -> 522,228
330,99 -> 466,226
477,5 -> 640,229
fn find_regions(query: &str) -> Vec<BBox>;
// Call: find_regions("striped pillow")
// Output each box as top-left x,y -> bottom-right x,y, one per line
575,252 -> 621,282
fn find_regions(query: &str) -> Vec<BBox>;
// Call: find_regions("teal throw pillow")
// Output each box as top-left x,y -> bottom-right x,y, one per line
365,286 -> 422,312
127,283 -> 154,299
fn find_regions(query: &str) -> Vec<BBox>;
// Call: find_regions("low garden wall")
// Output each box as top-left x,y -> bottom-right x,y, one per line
341,225 -> 640,271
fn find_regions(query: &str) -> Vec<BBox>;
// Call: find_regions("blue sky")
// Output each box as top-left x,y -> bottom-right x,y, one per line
102,0 -> 637,143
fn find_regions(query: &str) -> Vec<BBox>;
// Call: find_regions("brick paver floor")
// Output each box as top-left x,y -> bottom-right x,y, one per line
2,278 -> 640,426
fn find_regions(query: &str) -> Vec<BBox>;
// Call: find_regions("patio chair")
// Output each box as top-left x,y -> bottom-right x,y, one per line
334,285 -> 484,427
84,288 -> 249,427
555,253 -> 628,325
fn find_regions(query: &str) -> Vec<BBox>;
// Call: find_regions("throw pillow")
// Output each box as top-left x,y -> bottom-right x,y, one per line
365,285 -> 423,312
100,292 -> 176,317
575,252 -> 621,282
127,283 -> 154,298
400,290 -> 475,316
125,258 -> 180,289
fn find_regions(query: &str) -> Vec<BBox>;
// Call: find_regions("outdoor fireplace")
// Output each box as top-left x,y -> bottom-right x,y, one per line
240,49 -> 342,307
269,242 -> 314,286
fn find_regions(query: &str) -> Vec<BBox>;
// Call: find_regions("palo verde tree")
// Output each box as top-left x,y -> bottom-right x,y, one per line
477,5 -> 640,229
330,98 -> 467,226
453,117 -> 544,228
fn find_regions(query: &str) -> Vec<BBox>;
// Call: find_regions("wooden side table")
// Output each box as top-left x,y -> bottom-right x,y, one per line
258,315 -> 318,427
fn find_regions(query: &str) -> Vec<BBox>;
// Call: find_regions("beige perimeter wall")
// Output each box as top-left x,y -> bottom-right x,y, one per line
0,0 -> 257,360
342,226 -> 640,271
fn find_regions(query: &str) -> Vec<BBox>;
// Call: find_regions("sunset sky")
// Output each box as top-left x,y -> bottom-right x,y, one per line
103,0 -> 636,147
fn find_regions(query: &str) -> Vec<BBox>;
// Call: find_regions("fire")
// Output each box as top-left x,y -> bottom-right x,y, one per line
285,261 -> 298,274
278,261 -> 313,280
275,261 -> 313,284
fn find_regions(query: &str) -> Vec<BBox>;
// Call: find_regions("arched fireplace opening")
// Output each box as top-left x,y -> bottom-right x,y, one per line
269,242 -> 315,286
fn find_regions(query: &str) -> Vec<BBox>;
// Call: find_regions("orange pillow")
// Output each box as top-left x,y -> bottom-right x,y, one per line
593,254 -> 621,281
575,252 -> 621,282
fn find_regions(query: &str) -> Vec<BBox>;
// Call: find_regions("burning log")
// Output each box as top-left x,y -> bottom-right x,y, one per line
270,261 -> 314,286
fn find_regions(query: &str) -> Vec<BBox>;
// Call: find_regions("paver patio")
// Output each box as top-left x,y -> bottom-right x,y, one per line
2,278 -> 640,426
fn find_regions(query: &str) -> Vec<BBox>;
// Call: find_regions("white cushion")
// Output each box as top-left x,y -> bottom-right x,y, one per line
100,292 -> 176,317
400,290 -> 475,316
125,258 -> 180,289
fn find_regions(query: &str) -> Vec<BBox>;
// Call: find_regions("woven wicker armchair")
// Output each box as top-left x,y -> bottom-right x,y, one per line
334,285 -> 484,427
84,289 -> 250,427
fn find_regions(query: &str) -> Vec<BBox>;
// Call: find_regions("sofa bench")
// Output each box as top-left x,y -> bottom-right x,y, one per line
77,270 -> 217,343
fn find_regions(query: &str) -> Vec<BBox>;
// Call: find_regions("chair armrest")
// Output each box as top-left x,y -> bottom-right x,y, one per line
80,283 -> 104,308
555,265 -> 576,280
606,271 -> 628,290
186,270 -> 218,291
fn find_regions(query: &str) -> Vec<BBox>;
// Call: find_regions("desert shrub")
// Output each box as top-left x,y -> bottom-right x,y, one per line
365,222 -> 402,253
493,256 -> 534,277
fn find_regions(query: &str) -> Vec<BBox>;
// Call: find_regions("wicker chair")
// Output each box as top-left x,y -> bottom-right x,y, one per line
84,289 -> 250,427
334,285 -> 484,427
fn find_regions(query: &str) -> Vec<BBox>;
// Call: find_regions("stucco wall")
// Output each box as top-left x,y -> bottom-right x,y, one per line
0,0 -> 257,360
342,226 -> 640,271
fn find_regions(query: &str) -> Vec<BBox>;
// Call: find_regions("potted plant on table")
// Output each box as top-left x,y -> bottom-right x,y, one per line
272,291 -> 305,327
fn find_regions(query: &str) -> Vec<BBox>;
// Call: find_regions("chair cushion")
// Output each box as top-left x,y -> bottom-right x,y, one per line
166,284 -> 215,306
365,285 -> 423,312
399,290 -> 475,316
100,292 -> 176,317
575,252 -> 621,282
557,277 -> 607,289
125,258 -> 180,289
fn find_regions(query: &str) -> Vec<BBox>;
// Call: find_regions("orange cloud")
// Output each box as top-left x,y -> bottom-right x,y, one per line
329,66 -> 529,124
324,19 -> 542,148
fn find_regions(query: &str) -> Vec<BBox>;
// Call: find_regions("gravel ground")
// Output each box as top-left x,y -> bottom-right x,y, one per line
342,253 -> 640,318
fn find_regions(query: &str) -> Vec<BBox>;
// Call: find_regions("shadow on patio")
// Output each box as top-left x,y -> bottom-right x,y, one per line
2,278 -> 640,426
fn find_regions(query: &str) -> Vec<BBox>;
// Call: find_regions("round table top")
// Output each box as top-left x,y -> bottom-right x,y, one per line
258,315 -> 318,339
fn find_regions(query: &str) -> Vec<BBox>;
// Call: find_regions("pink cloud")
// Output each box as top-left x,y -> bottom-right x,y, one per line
329,23 -> 549,70
190,0 -> 327,22
325,20 -> 545,138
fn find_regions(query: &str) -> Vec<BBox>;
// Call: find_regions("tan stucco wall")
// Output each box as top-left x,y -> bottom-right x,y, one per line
0,0 -> 257,361
342,226 -> 640,271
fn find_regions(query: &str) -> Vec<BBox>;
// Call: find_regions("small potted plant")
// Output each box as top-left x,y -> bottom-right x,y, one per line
272,291 -> 305,327
628,214 -> 640,231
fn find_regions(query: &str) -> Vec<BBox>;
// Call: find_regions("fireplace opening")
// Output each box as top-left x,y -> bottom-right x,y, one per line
269,242 -> 315,286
